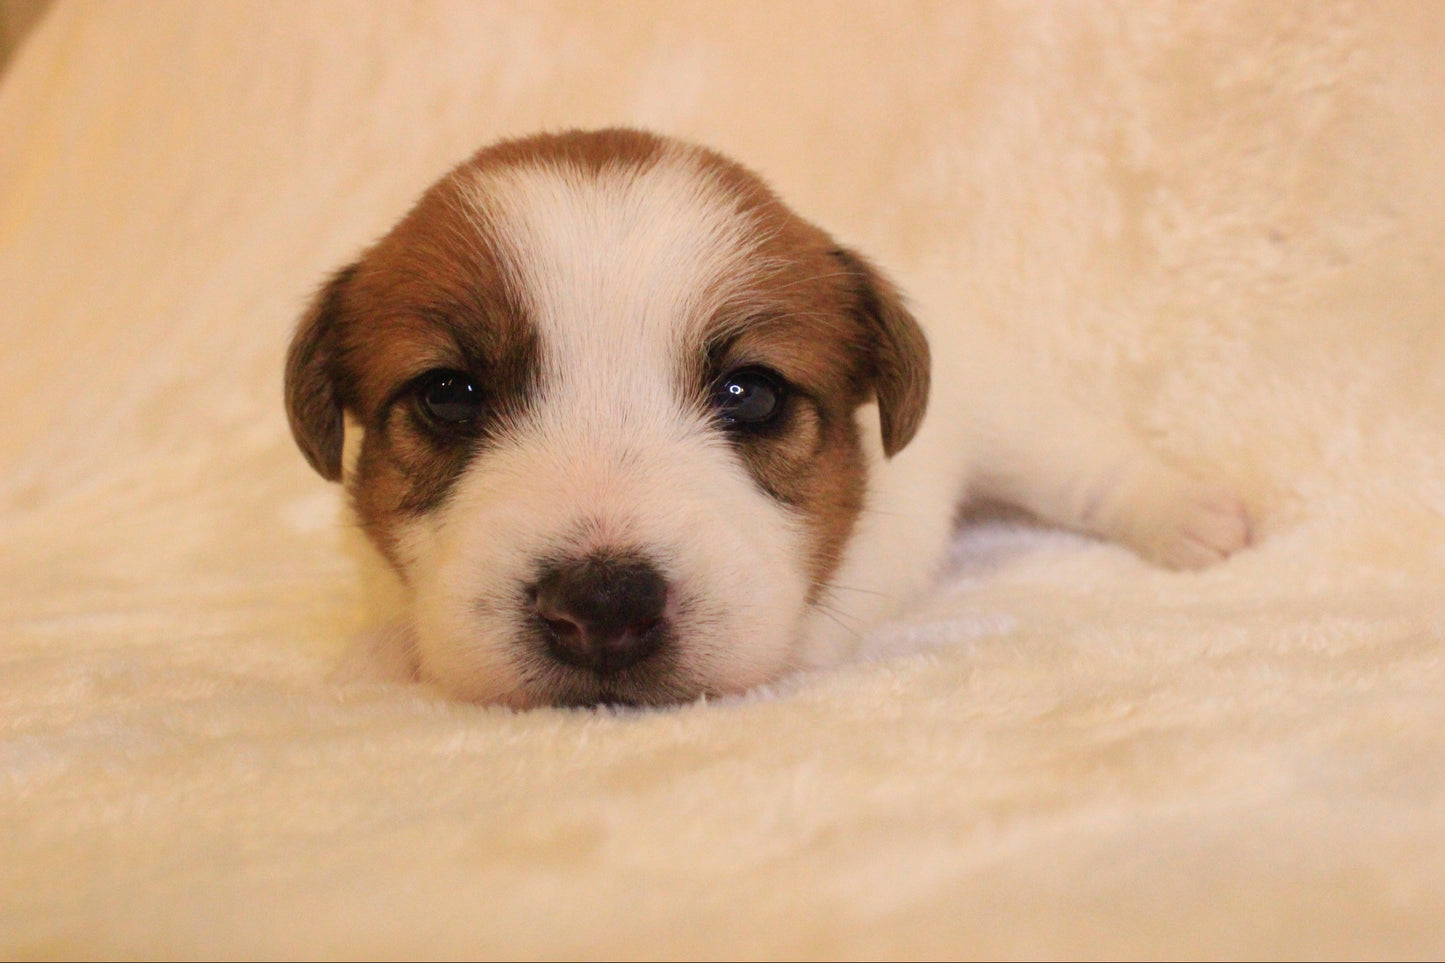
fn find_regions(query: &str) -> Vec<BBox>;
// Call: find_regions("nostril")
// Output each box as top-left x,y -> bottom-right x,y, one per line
539,614 -> 582,641
530,554 -> 671,675
534,585 -> 581,634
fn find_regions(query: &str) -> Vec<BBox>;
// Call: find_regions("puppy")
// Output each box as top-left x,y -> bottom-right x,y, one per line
286,128 -> 1250,707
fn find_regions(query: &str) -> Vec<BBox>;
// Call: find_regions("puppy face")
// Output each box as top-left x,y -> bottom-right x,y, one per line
287,129 -> 928,707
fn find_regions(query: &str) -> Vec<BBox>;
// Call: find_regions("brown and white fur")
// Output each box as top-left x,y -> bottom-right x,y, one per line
286,128 -> 1250,708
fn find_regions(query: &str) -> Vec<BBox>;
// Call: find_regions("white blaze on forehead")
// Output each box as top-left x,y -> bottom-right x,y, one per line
464,148 -> 762,413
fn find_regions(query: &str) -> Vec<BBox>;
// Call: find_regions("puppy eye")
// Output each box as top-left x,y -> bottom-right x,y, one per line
416,369 -> 482,424
712,367 -> 786,426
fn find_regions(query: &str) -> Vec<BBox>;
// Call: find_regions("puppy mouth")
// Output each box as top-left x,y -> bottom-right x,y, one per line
518,655 -> 703,709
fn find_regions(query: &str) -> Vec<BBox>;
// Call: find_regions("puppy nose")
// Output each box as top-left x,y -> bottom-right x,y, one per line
532,556 -> 669,675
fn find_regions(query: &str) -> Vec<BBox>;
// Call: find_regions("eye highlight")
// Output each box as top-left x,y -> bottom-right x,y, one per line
415,369 -> 482,425
711,367 -> 787,427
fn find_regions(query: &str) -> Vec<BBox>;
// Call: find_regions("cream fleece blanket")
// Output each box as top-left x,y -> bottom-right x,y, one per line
3,1 -> 1444,957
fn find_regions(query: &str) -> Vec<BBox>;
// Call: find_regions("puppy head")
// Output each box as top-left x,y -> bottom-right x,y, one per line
286,128 -> 928,707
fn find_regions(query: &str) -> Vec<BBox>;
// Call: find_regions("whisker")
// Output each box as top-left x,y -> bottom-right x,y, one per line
824,581 -> 893,599
809,597 -> 868,643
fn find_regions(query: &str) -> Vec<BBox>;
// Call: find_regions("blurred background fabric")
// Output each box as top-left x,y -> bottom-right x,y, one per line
0,0 -> 47,75
2,1 -> 1444,957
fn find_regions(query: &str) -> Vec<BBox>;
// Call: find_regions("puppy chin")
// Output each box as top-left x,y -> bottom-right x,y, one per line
401,427 -> 815,708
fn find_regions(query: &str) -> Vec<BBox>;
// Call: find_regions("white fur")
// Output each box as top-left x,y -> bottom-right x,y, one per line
801,335 -> 1253,666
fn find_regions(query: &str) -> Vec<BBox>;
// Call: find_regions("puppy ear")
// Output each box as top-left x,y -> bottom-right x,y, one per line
284,264 -> 358,481
835,248 -> 931,457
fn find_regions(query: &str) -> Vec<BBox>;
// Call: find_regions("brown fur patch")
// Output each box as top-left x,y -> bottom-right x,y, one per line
466,127 -> 668,179
674,143 -> 930,598
286,162 -> 542,566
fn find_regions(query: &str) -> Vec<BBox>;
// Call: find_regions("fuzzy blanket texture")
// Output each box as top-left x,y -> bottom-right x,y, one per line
3,1 -> 1444,958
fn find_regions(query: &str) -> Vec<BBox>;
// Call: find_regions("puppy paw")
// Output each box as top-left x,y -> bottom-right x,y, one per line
1122,475 -> 1252,570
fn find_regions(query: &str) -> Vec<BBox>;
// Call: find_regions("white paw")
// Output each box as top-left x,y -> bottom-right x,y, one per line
1127,476 -> 1252,570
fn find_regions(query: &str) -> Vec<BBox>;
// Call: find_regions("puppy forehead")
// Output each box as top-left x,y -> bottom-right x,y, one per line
341,133 -> 869,419
461,146 -> 767,364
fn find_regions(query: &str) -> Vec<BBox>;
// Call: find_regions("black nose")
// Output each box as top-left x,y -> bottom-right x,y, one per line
531,555 -> 670,675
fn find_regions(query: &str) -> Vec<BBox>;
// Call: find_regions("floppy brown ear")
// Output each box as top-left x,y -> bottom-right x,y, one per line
284,264 -> 358,481
834,249 -> 931,457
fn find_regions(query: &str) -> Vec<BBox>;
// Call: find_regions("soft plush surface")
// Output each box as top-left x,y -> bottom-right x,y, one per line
4,1 -> 1444,957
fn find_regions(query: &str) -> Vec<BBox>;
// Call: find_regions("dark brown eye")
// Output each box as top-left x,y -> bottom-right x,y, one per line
712,367 -> 785,426
417,369 -> 482,424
